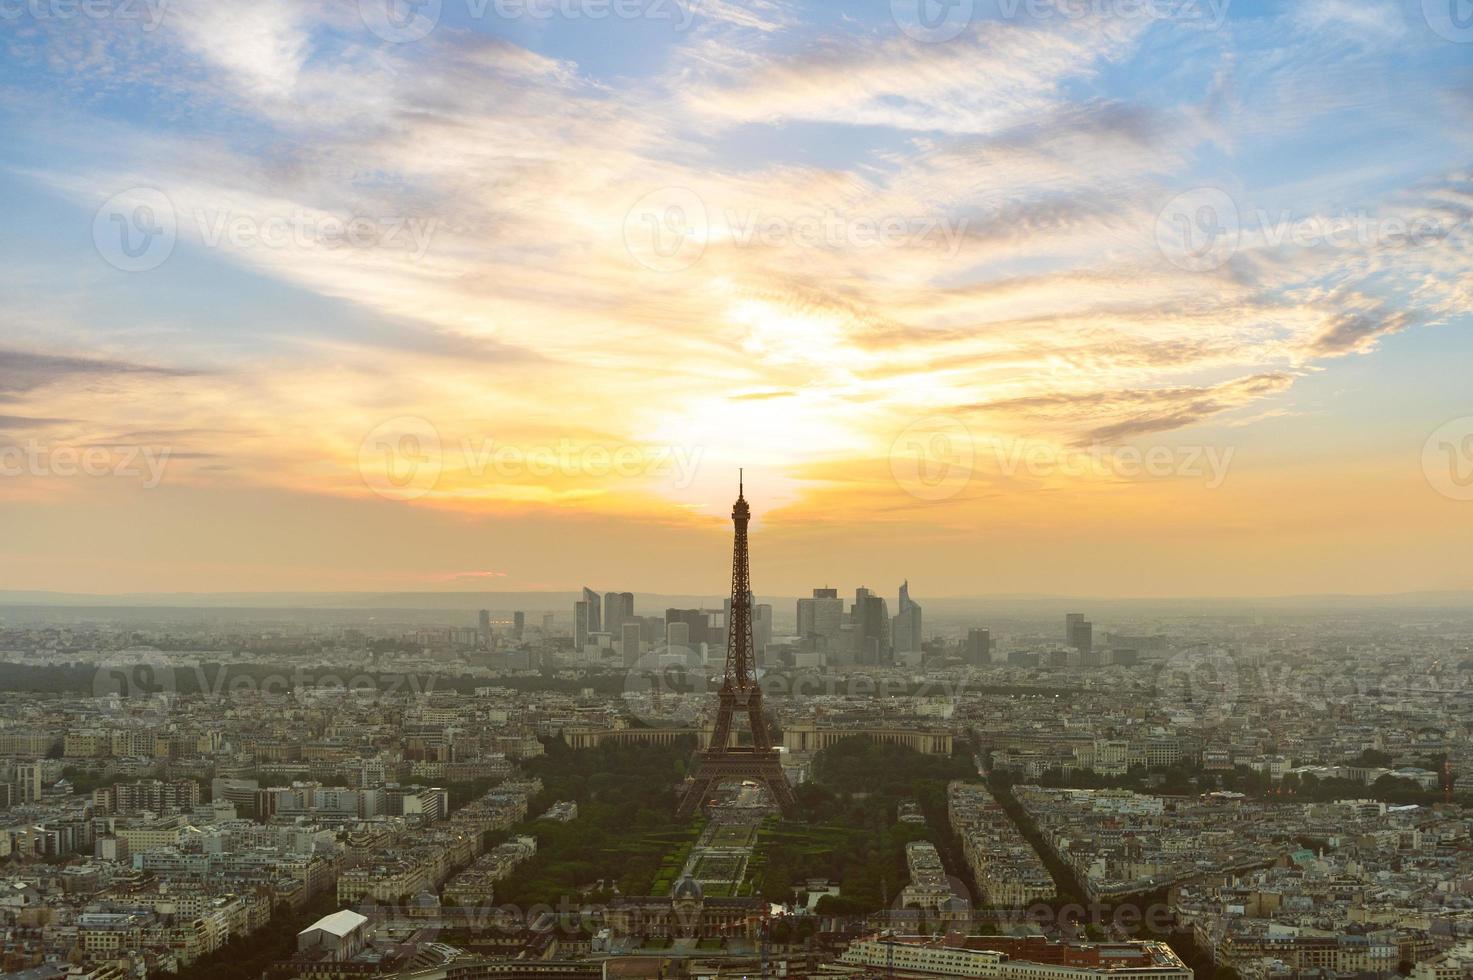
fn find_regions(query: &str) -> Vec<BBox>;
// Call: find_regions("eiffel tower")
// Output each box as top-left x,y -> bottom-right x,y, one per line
676,473 -> 796,816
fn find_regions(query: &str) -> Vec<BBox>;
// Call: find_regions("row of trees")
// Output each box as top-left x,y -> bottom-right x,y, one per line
753,737 -> 978,912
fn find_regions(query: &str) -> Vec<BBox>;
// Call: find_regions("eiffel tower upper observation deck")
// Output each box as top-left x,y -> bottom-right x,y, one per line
676,473 -> 796,817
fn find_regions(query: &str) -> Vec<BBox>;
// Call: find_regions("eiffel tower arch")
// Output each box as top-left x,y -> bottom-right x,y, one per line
676,474 -> 796,817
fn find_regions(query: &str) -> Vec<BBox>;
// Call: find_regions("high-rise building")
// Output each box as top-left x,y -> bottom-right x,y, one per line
576,587 -> 602,648
574,601 -> 589,649
666,620 -> 691,653
1074,621 -> 1093,655
966,628 -> 991,666
513,611 -> 525,638
754,603 -> 773,663
893,579 -> 922,656
621,622 -> 642,668
854,592 -> 891,665
797,588 -> 845,642
665,608 -> 710,650
16,762 -> 43,804
1066,613 -> 1093,654
604,591 -> 634,634
478,609 -> 492,645
582,587 -> 601,630
541,612 -> 554,635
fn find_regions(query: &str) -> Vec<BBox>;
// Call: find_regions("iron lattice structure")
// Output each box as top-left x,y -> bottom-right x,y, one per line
676,474 -> 797,816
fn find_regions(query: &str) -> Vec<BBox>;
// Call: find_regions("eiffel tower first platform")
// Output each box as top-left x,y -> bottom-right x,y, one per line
676,474 -> 797,817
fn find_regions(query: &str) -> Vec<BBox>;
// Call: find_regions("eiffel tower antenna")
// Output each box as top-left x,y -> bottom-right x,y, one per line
677,472 -> 796,816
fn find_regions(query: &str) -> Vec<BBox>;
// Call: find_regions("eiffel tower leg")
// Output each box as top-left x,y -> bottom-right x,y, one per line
677,775 -> 716,818
763,771 -> 797,809
746,703 -> 771,748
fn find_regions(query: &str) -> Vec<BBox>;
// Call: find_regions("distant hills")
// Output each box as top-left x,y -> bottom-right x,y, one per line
3,589 -> 1473,616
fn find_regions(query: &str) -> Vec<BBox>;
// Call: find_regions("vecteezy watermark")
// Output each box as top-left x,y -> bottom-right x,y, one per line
1154,187 -> 1240,272
622,645 -> 708,726
358,0 -> 697,43
360,416 -> 443,502
622,187 -> 970,272
460,439 -> 704,487
193,209 -> 439,261
1421,0 -> 1473,42
92,654 -> 177,723
1156,187 -> 1454,272
359,0 -> 442,41
989,437 -> 1236,488
879,900 -> 1177,933
890,415 -> 976,501
0,441 -> 172,487
725,210 -> 969,254
1158,646 -> 1240,724
94,187 -> 177,273
992,0 -> 1230,27
1422,416 -> 1473,501
0,0 -> 169,30
890,0 -> 1228,42
185,665 -> 439,701
358,418 -> 706,502
888,420 -> 1236,501
890,0 -> 976,42
623,187 -> 709,273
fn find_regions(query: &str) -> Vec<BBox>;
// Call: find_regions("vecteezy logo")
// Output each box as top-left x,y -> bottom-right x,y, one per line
622,187 -> 708,272
93,654 -> 178,722
1155,187 -> 1240,272
889,416 -> 975,501
359,0 -> 442,42
358,416 -> 443,501
93,188 -> 177,272
1158,646 -> 1240,724
622,646 -> 707,726
1423,0 -> 1473,41
1422,416 -> 1473,501
891,0 -> 975,42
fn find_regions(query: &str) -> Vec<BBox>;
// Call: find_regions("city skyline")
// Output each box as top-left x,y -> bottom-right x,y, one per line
3,0 -> 1472,597
3,3 -> 1473,977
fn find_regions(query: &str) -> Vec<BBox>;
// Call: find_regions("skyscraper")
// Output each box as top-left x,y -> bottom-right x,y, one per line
604,591 -> 634,634
576,586 -> 602,649
753,603 -> 773,663
966,628 -> 991,666
854,592 -> 891,665
892,579 -> 922,656
583,587 -> 601,631
621,622 -> 642,668
797,587 -> 845,651
513,611 -> 525,639
665,608 -> 710,650
574,601 -> 589,649
1066,613 -> 1093,654
478,609 -> 492,645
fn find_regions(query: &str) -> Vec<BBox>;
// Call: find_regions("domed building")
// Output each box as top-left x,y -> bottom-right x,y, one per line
605,875 -> 763,941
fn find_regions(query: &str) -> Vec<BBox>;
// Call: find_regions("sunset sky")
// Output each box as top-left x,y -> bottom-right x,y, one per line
2,0 -> 1471,597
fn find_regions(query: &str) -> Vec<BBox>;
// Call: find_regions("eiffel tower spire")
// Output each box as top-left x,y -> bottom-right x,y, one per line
677,473 -> 796,816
